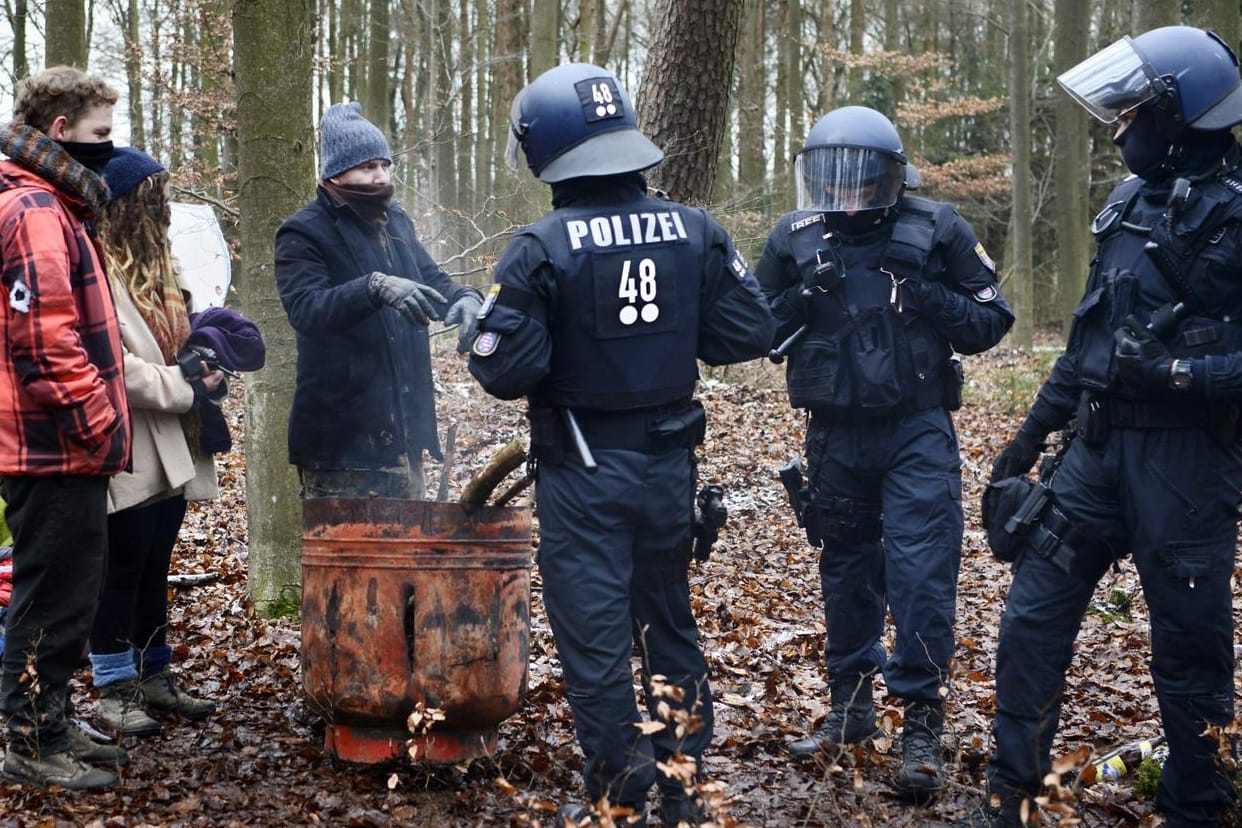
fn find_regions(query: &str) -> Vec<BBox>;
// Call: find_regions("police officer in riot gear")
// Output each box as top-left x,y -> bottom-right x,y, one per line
757,105 -> 1013,803
937,26 -> 1242,828
468,63 -> 774,826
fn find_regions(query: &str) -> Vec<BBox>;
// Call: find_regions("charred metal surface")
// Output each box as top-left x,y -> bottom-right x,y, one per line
301,499 -> 532,763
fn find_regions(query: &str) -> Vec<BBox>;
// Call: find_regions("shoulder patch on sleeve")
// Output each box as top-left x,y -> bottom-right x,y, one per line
471,330 -> 500,357
973,285 -> 998,303
973,242 -> 996,273
729,251 -> 749,281
478,283 -> 501,319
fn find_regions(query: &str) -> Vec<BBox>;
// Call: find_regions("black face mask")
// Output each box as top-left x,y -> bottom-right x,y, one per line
57,140 -> 114,175
825,208 -> 887,237
1113,110 -> 1172,181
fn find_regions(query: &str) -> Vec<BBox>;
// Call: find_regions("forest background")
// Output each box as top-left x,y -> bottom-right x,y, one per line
2,0 -> 1238,604
1,1 -> 1242,825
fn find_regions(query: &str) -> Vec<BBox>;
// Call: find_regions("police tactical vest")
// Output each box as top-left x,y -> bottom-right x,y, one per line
525,197 -> 706,411
1069,166 -> 1242,395
784,196 -> 956,417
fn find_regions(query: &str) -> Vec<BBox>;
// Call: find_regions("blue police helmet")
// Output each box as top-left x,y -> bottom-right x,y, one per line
505,63 -> 664,183
1061,26 -> 1242,132
795,106 -> 913,212
1133,26 -> 1242,130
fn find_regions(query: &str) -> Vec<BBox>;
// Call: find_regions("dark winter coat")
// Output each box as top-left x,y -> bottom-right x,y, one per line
275,188 -> 474,470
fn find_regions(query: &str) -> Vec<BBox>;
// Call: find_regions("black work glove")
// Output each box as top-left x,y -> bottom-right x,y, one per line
902,278 -> 951,316
1113,314 -> 1173,392
989,428 -> 1044,482
443,291 -> 483,353
368,272 -> 445,326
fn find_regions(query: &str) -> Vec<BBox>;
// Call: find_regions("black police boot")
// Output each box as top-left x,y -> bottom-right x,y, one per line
556,802 -> 647,826
895,699 -> 945,803
788,674 -> 878,758
920,804 -> 1007,828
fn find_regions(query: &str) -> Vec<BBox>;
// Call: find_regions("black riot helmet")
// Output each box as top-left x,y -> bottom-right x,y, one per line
795,106 -> 919,213
505,62 -> 664,183
1058,26 -> 1242,136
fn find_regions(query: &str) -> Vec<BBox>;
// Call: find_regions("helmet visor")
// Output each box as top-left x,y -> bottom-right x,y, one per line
1057,36 -> 1159,124
504,90 -> 527,174
795,146 -> 905,212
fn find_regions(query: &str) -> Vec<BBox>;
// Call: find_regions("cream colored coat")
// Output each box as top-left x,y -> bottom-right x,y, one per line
107,278 -> 219,514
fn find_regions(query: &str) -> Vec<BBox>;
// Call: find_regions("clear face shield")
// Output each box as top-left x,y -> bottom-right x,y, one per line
504,90 -> 528,174
795,146 -> 905,212
1056,36 -> 1163,124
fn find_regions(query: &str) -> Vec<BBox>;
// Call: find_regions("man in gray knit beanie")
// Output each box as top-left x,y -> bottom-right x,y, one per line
319,102 -> 391,180
275,101 -> 482,502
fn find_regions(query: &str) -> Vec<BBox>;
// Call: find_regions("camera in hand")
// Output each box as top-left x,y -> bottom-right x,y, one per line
177,343 -> 238,380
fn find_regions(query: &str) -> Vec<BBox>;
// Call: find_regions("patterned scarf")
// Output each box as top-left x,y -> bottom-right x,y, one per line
0,122 -> 110,214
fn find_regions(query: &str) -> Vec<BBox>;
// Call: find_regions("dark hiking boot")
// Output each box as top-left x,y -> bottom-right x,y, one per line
788,674 -> 878,758
96,679 -> 162,737
661,790 -> 709,826
140,671 -> 216,720
557,802 -> 647,826
66,718 -> 129,767
2,748 -> 117,789
895,700 -> 945,804
921,804 -> 1011,827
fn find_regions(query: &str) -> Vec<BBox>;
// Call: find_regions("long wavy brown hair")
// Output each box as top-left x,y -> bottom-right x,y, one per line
98,171 -> 189,362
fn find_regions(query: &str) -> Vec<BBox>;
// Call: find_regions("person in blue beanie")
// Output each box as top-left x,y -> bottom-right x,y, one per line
89,146 -> 225,739
275,102 -> 482,499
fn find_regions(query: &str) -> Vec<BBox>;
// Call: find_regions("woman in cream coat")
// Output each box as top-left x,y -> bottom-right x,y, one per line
89,148 -> 223,737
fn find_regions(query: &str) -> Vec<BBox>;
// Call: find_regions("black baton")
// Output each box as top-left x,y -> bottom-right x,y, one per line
769,324 -> 809,364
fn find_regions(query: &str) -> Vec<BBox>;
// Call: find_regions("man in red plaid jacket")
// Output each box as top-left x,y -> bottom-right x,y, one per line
0,66 -> 131,790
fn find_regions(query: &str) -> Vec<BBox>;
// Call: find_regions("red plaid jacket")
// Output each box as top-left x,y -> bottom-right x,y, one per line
0,162 -> 131,475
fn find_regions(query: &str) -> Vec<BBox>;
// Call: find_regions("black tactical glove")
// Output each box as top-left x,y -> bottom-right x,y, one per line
368,272 -> 445,326
443,291 -> 483,353
989,428 -> 1044,482
902,278 -> 951,315
1114,314 -> 1174,392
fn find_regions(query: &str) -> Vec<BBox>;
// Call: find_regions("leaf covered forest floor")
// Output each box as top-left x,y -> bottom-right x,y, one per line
2,339 -> 1235,827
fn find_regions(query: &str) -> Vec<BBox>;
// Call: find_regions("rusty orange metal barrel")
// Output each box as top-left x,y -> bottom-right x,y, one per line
300,498 -> 531,764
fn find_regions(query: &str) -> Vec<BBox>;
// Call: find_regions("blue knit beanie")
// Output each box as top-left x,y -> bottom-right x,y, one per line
320,102 -> 391,180
104,147 -> 165,200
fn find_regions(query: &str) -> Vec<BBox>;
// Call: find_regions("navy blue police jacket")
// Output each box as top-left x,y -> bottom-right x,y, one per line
467,175 -> 775,410
755,196 -> 1013,419
1021,146 -> 1242,434
275,187 -> 479,469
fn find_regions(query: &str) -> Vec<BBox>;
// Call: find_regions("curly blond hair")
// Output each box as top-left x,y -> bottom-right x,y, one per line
97,172 -> 178,316
14,66 -> 118,133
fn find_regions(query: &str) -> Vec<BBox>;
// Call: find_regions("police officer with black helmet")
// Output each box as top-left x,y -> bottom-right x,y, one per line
757,105 -> 1013,803
468,63 -> 774,826
935,25 -> 1242,828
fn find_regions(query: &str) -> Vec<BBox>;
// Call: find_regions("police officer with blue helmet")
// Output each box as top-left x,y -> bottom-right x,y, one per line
757,105 -> 1012,803
468,62 -> 774,825
931,26 -> 1242,828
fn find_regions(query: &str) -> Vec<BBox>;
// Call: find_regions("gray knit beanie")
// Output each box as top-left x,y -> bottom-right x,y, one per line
319,102 -> 391,180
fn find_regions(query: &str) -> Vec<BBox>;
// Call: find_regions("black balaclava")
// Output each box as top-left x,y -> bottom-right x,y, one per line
825,208 -> 889,238
57,139 -> 115,176
1114,105 -> 1173,181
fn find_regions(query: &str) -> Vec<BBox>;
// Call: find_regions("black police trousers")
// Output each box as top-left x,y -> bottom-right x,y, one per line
989,425 -> 1242,827
536,445 -> 712,811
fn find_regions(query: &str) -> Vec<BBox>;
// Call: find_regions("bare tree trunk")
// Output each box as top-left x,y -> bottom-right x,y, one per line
233,0 -> 315,614
1131,0 -> 1177,33
816,2 -> 835,115
1007,0 -> 1033,348
120,0 -> 145,148
474,0 -> 492,201
773,1 -> 789,199
529,0 -> 558,77
458,0 -> 474,213
9,0 -> 28,82
1054,0 -> 1090,339
735,0 -> 765,205
637,0 -> 743,204
365,0 -> 392,138
45,0 -> 88,68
